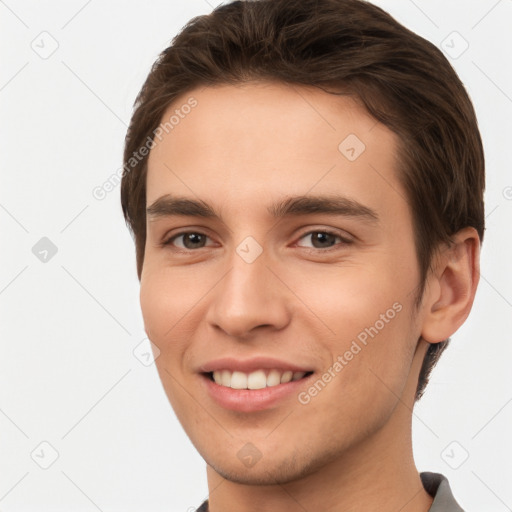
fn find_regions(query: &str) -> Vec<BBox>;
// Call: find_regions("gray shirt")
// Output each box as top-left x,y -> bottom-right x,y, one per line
195,472 -> 464,511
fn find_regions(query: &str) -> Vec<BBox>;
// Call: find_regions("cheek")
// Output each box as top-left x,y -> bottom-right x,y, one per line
140,276 -> 167,341
293,261 -> 408,334
297,304 -> 416,436
139,268 -> 192,351
293,260 -> 418,386
352,311 -> 417,406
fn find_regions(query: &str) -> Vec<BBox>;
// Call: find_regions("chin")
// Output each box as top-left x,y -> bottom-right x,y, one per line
204,441 -> 339,486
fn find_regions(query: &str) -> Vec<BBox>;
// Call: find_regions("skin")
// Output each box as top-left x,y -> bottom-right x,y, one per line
140,81 -> 480,512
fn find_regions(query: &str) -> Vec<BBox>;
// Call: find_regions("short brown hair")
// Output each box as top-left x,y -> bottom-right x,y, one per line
120,0 -> 485,400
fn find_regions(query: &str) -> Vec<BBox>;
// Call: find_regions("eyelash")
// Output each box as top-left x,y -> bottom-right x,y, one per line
161,229 -> 352,253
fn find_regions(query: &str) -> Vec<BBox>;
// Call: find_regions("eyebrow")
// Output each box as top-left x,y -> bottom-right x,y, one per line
146,194 -> 379,224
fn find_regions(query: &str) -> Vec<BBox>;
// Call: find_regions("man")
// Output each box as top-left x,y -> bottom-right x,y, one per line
120,0 -> 484,510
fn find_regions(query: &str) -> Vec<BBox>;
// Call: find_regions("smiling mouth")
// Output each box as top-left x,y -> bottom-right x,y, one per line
204,369 -> 314,390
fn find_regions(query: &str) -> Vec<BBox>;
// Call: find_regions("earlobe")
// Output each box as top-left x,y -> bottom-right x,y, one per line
421,227 -> 480,343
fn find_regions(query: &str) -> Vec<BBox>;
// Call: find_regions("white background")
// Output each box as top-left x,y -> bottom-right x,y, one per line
1,0 -> 511,510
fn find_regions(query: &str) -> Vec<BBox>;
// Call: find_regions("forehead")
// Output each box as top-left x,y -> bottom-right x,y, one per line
146,81 -> 404,217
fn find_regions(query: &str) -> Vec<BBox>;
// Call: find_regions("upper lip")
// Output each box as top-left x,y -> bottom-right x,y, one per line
199,356 -> 313,374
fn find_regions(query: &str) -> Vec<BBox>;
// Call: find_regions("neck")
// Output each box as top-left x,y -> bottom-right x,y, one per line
206,412 -> 432,512
206,341 -> 433,512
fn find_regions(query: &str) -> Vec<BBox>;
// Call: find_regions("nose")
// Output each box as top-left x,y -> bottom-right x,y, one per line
205,247 -> 291,339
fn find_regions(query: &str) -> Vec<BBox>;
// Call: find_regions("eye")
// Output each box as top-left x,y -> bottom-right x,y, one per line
161,229 -> 351,252
163,231 -> 214,250
296,230 -> 350,250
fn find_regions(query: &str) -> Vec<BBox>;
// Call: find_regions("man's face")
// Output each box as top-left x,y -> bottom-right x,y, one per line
141,81 -> 429,484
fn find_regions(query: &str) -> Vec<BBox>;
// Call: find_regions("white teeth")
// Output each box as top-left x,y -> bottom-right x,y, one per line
266,369 -> 281,387
221,369 -> 231,387
247,370 -> 267,390
213,370 -> 222,385
280,370 -> 293,383
210,368 -> 310,389
230,371 -> 248,389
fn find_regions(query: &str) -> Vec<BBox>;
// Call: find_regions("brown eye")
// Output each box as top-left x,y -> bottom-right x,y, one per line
297,230 -> 347,250
165,232 -> 212,250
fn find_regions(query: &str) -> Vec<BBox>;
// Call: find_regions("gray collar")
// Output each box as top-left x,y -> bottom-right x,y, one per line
421,472 -> 465,512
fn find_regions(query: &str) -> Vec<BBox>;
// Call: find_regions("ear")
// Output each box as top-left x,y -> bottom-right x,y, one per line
421,227 -> 481,343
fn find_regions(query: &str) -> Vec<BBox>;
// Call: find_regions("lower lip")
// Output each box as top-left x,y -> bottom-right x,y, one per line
200,373 -> 314,412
